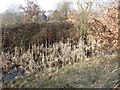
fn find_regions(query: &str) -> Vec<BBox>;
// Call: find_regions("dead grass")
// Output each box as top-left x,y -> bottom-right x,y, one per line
3,54 -> 119,88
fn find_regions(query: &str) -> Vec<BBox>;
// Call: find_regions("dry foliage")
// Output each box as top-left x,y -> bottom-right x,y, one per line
88,1 -> 118,54
20,0 -> 40,23
1,39 -> 87,77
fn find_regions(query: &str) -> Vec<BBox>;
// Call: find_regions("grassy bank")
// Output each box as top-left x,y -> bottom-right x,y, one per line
3,54 -> 119,88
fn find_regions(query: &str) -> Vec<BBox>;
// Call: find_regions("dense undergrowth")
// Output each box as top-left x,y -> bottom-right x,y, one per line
3,54 -> 119,88
1,0 -> 119,89
2,22 -> 79,52
1,21 -> 119,88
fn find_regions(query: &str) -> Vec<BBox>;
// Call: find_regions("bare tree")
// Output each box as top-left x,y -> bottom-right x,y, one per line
20,0 -> 40,23
75,0 -> 95,57
57,1 -> 72,21
49,1 -> 72,21
76,0 -> 94,35
2,4 -> 24,25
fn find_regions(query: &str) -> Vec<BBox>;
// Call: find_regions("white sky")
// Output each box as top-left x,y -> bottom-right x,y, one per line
0,0 -> 111,13
0,0 -> 74,13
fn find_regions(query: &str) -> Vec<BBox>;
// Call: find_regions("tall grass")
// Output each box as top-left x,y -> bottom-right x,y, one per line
1,39 -> 86,76
3,54 -> 119,88
1,37 -> 117,77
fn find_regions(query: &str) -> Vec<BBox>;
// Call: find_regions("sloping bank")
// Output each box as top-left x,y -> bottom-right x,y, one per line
3,55 -> 119,88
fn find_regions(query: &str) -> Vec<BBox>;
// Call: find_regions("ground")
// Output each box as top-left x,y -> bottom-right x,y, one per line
3,54 -> 119,88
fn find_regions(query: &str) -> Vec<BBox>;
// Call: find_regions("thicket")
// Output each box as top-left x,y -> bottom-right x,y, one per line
1,0 -> 119,88
2,22 -> 78,52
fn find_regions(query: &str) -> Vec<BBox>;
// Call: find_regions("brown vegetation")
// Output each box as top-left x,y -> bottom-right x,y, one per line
2,22 -> 77,52
1,0 -> 119,88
